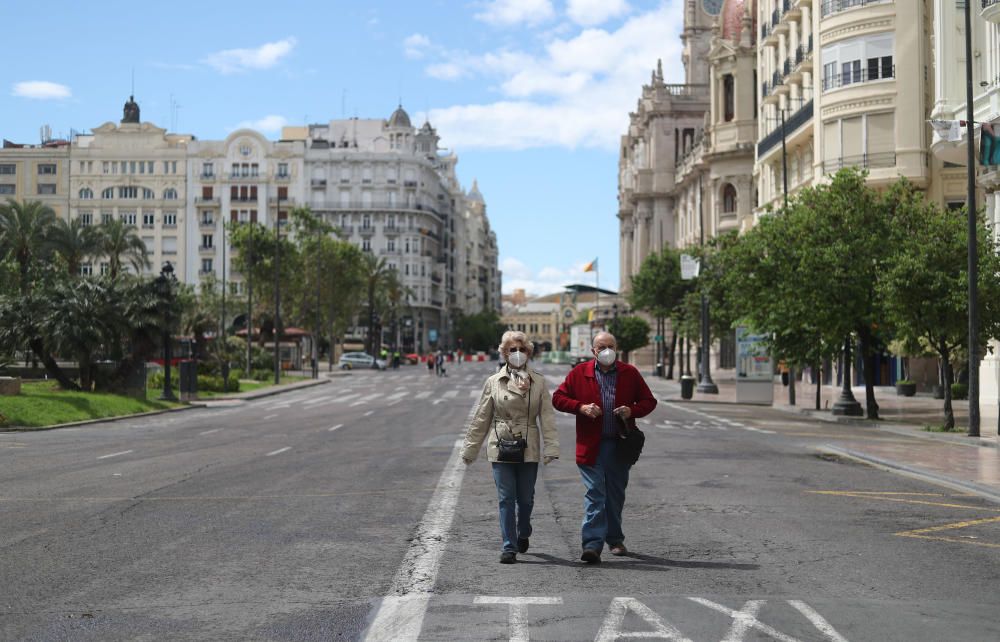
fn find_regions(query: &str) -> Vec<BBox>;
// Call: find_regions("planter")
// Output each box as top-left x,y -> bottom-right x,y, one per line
0,376 -> 21,396
895,382 -> 916,397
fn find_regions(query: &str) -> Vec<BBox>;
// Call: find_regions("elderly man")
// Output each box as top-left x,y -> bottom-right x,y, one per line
552,331 -> 656,564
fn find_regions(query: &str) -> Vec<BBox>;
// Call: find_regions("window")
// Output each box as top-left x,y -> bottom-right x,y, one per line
822,34 -> 894,91
79,187 -> 93,199
0,184 -> 15,195
147,161 -> 154,174
388,239 -> 396,252
277,186 -> 287,200
162,237 -> 178,254
362,214 -> 371,229
142,237 -> 155,255
130,161 -> 137,174
0,164 -> 15,174
120,211 -> 137,225
101,210 -> 113,224
142,211 -> 155,227
362,238 -> 371,252
277,162 -> 289,177
100,262 -> 110,276
250,163 -> 259,177
202,162 -> 214,177
404,264 -> 410,275
201,211 -> 214,225
79,211 -> 93,226
80,263 -> 93,276
102,161 -> 110,174
202,186 -> 214,200
142,188 -> 155,199
163,188 -> 178,200
723,74 -> 735,122
202,258 -> 214,274
38,164 -> 56,175
163,211 -> 177,227
202,234 -> 214,249
721,184 -> 737,213
102,187 -> 114,199
118,186 -> 138,199
38,184 -> 56,195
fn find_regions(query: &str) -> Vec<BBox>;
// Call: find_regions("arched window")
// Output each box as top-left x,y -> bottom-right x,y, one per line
101,187 -> 114,199
79,187 -> 93,199
723,74 -> 735,122
722,183 -> 738,214
143,188 -> 155,199
163,188 -> 178,200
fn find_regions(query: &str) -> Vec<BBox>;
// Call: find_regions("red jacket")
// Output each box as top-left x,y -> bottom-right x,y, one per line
552,360 -> 657,465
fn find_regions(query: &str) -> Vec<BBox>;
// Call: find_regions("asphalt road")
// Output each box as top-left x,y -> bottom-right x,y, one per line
2,361 -> 999,641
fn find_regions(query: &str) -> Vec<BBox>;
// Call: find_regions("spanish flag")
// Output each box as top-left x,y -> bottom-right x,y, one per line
583,257 -> 598,273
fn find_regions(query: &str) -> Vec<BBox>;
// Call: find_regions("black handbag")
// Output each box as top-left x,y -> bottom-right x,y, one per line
615,413 -> 645,466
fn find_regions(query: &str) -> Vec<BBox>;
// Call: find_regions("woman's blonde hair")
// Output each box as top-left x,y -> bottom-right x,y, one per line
498,330 -> 534,356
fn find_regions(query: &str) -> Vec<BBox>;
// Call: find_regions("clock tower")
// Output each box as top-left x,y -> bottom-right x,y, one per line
681,0 -> 721,85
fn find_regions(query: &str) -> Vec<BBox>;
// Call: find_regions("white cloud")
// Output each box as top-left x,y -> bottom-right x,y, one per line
403,33 -> 432,58
566,0 -> 631,26
231,115 -> 288,133
420,2 -> 684,151
203,37 -> 297,74
475,0 -> 556,27
12,81 -> 71,100
501,257 -> 596,295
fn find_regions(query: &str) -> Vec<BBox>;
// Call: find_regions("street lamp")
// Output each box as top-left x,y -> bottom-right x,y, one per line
964,0 -> 980,437
157,262 -> 178,402
832,335 -> 863,416
221,223 -> 229,392
697,174 -> 718,394
274,192 -> 283,385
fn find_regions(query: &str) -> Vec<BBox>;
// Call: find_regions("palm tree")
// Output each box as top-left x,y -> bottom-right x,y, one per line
360,253 -> 391,355
47,217 -> 101,278
0,199 -> 56,293
96,219 -> 149,280
383,268 -> 414,354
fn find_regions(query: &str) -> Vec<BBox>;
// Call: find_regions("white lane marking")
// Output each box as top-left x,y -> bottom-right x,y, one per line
473,597 -> 563,642
387,391 -> 409,400
442,389 -> 458,399
596,597 -> 692,642
787,601 -> 850,642
469,389 -> 482,397
264,414 -> 278,420
387,398 -> 405,406
332,393 -> 361,404
364,410 -> 375,417
663,403 -> 774,434
266,447 -> 291,457
363,406 -> 476,641
97,450 -> 134,460
199,428 -> 221,436
687,598 -> 799,642
432,399 -> 446,405
414,391 -> 432,400
720,600 -> 765,642
328,424 -> 344,432
303,396 -> 331,405
351,393 -> 382,407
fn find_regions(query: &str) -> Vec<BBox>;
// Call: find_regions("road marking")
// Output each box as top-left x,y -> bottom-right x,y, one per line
596,597 -> 691,642
787,601 -> 850,642
363,404 -> 477,641
332,393 -> 361,404
895,516 -> 1000,548
414,391 -> 432,400
808,490 -> 1000,512
469,389 -> 481,397
432,398 -> 446,405
328,424 -> 344,432
97,450 -> 133,460
662,402 -> 774,433
387,391 -> 409,399
264,414 -> 278,420
266,447 -> 291,457
473,597 -> 563,642
199,428 -> 221,436
688,598 -> 799,642
364,410 -> 375,417
351,393 -> 382,407
443,389 -> 458,399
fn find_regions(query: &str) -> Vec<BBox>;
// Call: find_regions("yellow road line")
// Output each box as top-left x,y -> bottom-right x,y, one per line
896,516 -> 1000,549
807,490 -> 1000,512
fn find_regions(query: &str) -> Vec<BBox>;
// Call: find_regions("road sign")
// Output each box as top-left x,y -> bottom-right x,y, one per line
680,254 -> 700,280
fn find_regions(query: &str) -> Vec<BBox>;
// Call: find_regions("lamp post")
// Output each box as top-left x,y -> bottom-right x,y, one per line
157,262 -> 178,402
964,0 -> 980,437
780,107 -> 795,406
832,335 -> 863,416
221,223 -> 229,392
246,215 -> 254,376
273,192 -> 282,385
697,174 -> 718,394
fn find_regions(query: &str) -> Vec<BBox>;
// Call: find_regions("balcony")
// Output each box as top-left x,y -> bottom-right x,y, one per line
227,173 -> 259,181
822,152 -> 896,174
984,0 -> 1000,22
195,196 -> 220,206
822,62 -> 894,91
199,172 -> 215,180
311,179 -> 327,189
403,180 -> 418,188
267,196 -> 295,206
359,226 -> 375,236
199,245 -> 216,254
199,218 -> 216,228
820,0 -> 889,18
757,99 -> 814,157
662,84 -> 709,99
275,173 -> 291,182
231,196 -> 258,203
383,224 -> 401,235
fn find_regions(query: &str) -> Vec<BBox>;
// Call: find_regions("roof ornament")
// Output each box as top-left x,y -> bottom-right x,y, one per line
121,95 -> 140,124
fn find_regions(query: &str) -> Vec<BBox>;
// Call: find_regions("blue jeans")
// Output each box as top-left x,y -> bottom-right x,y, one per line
491,462 -> 539,553
577,438 -> 630,553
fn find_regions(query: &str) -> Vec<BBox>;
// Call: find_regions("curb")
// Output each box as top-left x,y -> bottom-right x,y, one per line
817,444 -> 1000,506
1,378 -> 330,432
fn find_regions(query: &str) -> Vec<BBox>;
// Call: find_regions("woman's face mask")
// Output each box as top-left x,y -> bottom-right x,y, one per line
507,348 -> 528,368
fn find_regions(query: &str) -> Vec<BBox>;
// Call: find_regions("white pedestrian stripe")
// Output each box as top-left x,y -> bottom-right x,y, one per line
263,414 -> 278,420
97,450 -> 133,460
787,601 -> 850,642
473,597 -> 563,642
351,393 -> 381,407
328,424 -> 343,432
364,410 -> 375,416
468,389 -> 481,397
265,447 -> 291,456
414,391 -> 432,400
443,390 -> 458,399
332,393 -> 361,404
198,428 -> 221,436
663,402 -> 775,434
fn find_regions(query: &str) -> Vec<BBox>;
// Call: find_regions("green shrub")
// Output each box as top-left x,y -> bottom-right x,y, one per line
896,379 -> 914,385
951,383 -> 968,400
251,368 -> 273,382
147,372 -> 175,389
196,373 -> 240,392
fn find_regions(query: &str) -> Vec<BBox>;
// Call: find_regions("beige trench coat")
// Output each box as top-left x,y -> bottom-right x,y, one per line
462,366 -> 559,463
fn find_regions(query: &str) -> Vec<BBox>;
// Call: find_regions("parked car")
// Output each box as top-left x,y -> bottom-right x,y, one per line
338,352 -> 386,370
404,353 -> 420,365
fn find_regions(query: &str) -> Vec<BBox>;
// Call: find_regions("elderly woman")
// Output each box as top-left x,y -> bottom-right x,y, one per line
462,330 -> 559,564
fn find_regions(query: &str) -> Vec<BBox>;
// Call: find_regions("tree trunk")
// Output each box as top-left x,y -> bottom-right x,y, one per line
79,353 -> 92,392
815,362 -> 822,410
666,330 -> 677,379
942,348 -> 954,429
857,326 -> 880,420
29,337 -> 79,390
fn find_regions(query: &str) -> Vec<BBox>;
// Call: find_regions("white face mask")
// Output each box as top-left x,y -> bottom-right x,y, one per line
596,347 -> 617,366
507,350 -> 528,368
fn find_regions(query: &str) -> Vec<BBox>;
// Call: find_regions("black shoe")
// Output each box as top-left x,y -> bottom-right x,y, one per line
500,551 -> 517,564
580,548 -> 601,564
517,538 -> 529,553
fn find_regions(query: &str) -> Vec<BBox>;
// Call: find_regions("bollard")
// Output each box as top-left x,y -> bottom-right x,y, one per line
680,375 -> 695,400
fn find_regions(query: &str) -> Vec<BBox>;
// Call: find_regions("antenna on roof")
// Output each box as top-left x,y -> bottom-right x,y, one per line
131,68 -> 135,96
341,89 -> 346,119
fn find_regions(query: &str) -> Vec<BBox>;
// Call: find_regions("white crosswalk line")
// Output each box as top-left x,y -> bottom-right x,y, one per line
414,391 -> 432,400
442,390 -> 458,399
266,447 -> 291,457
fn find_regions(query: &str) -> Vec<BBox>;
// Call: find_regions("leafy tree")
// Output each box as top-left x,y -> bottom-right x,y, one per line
880,185 -> 1000,428
608,315 -> 650,362
96,219 -> 149,279
0,199 -> 56,291
454,309 -> 505,352
628,248 -> 689,377
47,217 -> 100,278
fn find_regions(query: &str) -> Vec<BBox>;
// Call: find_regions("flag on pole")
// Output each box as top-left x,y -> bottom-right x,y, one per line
583,257 -> 598,273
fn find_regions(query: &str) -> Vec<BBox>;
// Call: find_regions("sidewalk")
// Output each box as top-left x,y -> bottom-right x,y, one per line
643,372 -> 1000,504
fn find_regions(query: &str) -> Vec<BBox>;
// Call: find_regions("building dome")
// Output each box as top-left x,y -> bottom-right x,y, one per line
387,104 -> 412,128
721,0 -> 755,43
467,179 -> 484,203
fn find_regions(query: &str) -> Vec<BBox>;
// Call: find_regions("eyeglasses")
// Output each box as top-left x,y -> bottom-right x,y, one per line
509,347 -> 528,353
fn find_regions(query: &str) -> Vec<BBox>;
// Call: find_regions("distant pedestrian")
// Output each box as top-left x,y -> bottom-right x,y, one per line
552,331 -> 656,564
427,353 -> 435,373
462,330 -> 559,564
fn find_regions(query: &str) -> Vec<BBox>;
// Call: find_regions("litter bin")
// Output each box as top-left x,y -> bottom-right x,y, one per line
680,375 -> 695,400
179,360 -> 198,401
